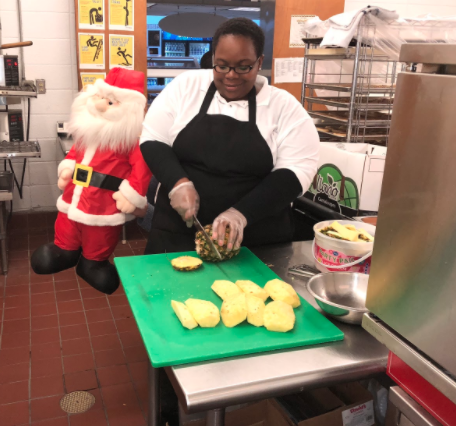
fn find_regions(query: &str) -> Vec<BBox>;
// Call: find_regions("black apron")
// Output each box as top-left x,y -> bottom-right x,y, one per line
145,82 -> 294,254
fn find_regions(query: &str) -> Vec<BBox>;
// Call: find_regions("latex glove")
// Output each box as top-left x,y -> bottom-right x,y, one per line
58,168 -> 73,190
169,181 -> 200,228
212,208 -> 247,251
113,191 -> 136,214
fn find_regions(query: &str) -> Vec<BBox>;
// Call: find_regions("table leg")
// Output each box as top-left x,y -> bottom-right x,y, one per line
122,224 -> 127,244
0,202 -> 7,274
148,364 -> 160,426
206,408 -> 225,426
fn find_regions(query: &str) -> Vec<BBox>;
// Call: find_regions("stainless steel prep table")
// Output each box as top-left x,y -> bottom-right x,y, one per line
155,240 -> 388,426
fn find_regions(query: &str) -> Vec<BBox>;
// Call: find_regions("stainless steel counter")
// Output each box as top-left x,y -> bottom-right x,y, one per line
167,241 -> 388,414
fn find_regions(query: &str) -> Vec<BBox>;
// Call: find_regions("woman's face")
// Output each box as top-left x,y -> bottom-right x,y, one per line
213,35 -> 264,102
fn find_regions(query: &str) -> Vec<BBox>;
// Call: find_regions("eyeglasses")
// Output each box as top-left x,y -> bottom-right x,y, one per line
213,57 -> 260,75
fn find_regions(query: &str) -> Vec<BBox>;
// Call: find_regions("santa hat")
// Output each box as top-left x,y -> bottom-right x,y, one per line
93,68 -> 146,106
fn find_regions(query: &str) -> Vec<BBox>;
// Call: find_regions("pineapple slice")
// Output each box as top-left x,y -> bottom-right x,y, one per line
264,301 -> 296,333
211,280 -> 242,301
171,256 -> 203,271
358,228 -> 374,242
330,221 -> 359,242
264,279 -> 301,308
221,293 -> 247,328
235,280 -> 269,302
171,300 -> 198,330
185,299 -> 220,328
246,295 -> 265,327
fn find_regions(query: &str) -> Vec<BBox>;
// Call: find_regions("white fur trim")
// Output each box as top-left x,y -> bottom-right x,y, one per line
58,159 -> 76,177
82,146 -> 96,165
119,180 -> 147,209
57,192 -> 126,226
56,195 -> 69,213
94,79 -> 146,107
68,205 -> 126,226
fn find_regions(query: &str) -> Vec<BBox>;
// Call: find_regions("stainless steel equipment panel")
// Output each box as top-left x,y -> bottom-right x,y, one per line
386,387 -> 442,426
365,68 -> 456,376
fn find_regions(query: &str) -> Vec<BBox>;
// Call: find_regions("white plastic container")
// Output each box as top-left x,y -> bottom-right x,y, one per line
313,220 -> 376,274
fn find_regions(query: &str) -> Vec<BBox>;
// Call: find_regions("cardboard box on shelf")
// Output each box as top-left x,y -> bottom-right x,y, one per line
304,143 -> 386,217
183,382 -> 376,426
182,399 -> 293,426
277,382 -> 376,426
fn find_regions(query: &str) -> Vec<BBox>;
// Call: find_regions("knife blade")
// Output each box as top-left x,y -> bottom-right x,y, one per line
193,215 -> 222,261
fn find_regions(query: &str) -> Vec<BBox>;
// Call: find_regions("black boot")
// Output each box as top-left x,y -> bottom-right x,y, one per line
31,243 -> 81,274
76,256 -> 120,295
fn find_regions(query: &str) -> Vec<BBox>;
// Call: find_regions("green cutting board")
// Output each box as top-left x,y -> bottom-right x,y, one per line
114,248 -> 344,367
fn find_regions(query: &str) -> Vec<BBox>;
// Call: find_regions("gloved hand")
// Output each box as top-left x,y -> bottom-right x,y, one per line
212,208 -> 247,251
169,181 -> 200,227
58,168 -> 73,190
113,191 -> 136,214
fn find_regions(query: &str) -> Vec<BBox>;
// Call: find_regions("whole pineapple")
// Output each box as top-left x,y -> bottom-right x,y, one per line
195,225 -> 241,262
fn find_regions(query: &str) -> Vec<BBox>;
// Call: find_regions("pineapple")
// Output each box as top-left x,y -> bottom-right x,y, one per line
171,256 -> 203,271
195,225 -> 241,262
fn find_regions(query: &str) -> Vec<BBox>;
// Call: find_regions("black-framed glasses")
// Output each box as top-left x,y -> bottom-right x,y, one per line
213,57 -> 260,74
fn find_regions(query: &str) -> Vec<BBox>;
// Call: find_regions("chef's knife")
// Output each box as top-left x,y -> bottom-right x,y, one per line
193,215 -> 222,261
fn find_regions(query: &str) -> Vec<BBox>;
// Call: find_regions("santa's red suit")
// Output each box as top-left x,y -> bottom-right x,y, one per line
55,140 -> 150,258
31,68 -> 152,294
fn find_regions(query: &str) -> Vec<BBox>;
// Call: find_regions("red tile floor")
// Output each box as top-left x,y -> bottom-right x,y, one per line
0,212 -> 151,426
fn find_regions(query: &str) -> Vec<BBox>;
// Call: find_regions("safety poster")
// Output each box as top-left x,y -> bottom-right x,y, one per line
109,0 -> 134,31
109,35 -> 134,69
79,33 -> 105,69
78,0 -> 105,30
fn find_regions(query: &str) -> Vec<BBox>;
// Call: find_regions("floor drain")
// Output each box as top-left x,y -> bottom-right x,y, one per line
60,391 -> 95,414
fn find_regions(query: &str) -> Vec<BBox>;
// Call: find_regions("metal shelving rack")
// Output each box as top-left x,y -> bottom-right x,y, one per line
0,3 -> 41,200
301,16 -> 400,146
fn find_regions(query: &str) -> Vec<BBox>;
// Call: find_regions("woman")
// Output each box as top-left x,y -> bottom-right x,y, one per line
140,18 -> 319,255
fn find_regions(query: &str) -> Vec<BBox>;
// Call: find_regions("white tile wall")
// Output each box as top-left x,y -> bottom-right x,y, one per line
1,0 -> 77,211
344,0 -> 456,17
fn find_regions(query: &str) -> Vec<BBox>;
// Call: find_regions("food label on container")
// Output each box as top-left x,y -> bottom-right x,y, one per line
315,243 -> 371,273
306,163 -> 360,217
342,400 -> 375,426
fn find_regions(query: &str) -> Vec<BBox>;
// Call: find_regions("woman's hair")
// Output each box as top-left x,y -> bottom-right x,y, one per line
200,50 -> 213,69
212,18 -> 265,58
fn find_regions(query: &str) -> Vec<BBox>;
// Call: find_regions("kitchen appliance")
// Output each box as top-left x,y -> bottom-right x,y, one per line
114,247 -> 343,367
0,110 -> 23,142
363,43 -> 456,407
1,55 -> 19,86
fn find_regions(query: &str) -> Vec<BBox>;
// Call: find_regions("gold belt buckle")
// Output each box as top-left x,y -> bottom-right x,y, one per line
73,164 -> 93,188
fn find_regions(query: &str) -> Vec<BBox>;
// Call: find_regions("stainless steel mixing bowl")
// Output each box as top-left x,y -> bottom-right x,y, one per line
306,272 -> 369,325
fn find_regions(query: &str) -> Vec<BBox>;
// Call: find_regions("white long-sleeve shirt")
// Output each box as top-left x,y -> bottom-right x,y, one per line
140,69 -> 319,192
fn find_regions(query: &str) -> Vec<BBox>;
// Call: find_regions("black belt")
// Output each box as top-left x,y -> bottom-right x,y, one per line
73,164 -> 122,192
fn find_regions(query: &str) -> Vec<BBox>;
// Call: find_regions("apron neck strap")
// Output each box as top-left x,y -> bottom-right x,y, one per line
200,82 -> 258,125
200,82 -> 217,115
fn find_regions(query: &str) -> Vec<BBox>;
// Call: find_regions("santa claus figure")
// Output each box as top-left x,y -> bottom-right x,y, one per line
31,68 -> 152,294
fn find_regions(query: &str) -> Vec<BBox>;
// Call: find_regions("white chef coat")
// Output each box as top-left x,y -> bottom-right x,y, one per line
140,69 -> 319,192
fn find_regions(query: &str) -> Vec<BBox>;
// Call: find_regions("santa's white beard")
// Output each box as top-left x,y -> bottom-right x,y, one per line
68,90 -> 144,153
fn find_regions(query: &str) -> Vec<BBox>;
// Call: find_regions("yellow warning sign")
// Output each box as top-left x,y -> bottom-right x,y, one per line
79,34 -> 105,69
80,73 -> 106,88
109,35 -> 134,70
109,0 -> 134,31
78,0 -> 104,30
